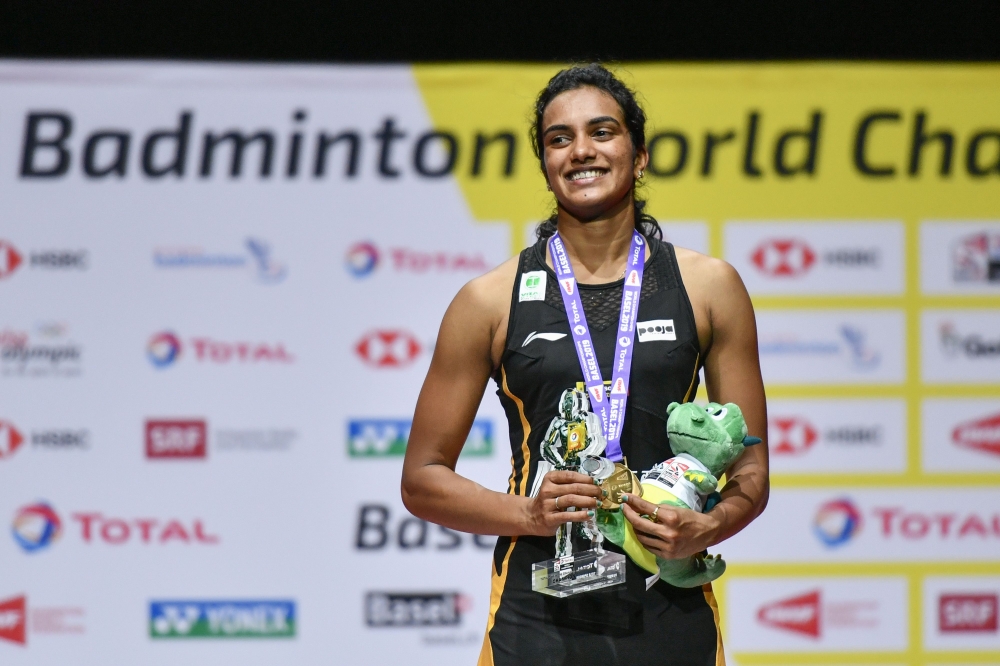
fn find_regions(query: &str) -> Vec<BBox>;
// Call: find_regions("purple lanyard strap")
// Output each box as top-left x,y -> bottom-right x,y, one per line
548,231 -> 645,462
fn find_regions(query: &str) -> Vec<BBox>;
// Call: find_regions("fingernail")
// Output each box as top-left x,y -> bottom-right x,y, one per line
594,478 -> 600,486
602,489 -> 609,497
587,510 -> 595,517
621,494 -> 629,502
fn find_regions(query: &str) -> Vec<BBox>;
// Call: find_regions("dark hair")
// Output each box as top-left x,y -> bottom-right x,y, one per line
531,63 -> 661,241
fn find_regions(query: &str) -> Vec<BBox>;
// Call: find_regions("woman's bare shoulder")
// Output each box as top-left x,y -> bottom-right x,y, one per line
673,245 -> 743,291
451,253 -> 520,318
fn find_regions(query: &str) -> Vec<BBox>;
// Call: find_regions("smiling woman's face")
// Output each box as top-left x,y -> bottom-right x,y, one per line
541,86 -> 647,222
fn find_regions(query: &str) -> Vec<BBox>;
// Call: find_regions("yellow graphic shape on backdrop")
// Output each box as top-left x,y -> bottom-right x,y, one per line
415,64 -> 1000,666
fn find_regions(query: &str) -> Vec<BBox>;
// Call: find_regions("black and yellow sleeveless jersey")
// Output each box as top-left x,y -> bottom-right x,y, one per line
480,237 -> 725,666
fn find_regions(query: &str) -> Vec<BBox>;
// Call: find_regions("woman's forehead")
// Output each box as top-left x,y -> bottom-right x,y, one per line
542,86 -> 624,125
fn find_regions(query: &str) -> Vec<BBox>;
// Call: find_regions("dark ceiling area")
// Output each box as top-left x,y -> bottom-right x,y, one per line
1,0 -> 998,62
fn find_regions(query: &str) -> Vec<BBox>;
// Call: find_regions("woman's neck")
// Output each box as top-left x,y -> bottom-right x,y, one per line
551,195 -> 636,283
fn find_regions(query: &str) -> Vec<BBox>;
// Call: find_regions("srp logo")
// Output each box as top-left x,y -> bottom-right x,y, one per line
813,498 -> 863,547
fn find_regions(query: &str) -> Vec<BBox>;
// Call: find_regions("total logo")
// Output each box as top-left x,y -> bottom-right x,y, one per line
0,595 -> 85,646
769,416 -> 881,455
153,238 -> 286,284
952,412 -> 1000,457
345,241 -> 488,278
0,420 -> 89,462
0,239 -> 88,280
813,498 -> 863,547
147,331 -> 295,368
940,322 -> 1000,358
952,231 -> 1000,284
150,600 -> 296,639
813,497 -> 1000,548
751,238 -> 879,277
355,330 -> 423,368
756,589 -> 879,638
365,591 -> 470,628
11,502 -> 219,552
939,593 -> 998,633
12,502 -> 62,552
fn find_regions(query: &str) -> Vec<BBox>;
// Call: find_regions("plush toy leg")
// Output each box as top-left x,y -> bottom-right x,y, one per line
657,553 -> 727,588
596,509 -> 658,574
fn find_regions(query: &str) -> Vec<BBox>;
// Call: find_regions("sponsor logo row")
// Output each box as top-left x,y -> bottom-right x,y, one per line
4,310 -> 994,382
0,417 -> 494,462
8,501 -> 496,555
7,581 -> 998,650
3,222 -> 997,293
726,576 -> 1000,652
2,592 -> 478,647
0,237 -> 494,284
7,397 -> 1000,473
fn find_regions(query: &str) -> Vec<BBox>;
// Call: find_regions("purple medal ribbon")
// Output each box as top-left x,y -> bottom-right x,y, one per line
548,230 -> 645,462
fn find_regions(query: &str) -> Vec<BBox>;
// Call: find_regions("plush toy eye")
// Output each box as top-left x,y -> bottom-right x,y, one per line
708,407 -> 728,421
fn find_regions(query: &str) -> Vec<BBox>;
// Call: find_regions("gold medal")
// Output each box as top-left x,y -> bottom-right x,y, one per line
599,463 -> 642,510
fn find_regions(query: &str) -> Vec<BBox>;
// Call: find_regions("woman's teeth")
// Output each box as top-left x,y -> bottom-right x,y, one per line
568,169 -> 605,181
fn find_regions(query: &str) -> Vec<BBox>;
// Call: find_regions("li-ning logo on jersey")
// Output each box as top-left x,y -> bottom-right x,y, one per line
637,319 -> 676,342
522,331 -> 567,347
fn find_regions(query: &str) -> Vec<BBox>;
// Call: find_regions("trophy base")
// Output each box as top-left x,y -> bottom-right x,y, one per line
531,551 -> 627,597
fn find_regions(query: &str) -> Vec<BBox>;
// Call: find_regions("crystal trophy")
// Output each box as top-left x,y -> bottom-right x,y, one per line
531,390 -> 627,597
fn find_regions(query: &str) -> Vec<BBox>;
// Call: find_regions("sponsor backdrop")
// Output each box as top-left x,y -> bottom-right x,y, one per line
1,62 -> 998,665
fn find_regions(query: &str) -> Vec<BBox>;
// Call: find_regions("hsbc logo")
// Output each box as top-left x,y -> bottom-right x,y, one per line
952,412 -> 1000,457
752,239 -> 816,277
751,238 -> 880,278
0,240 -> 87,280
939,593 -> 998,633
769,417 -> 818,455
146,420 -> 207,459
355,330 -> 422,368
0,421 -> 24,459
0,242 -> 22,279
769,416 -> 882,455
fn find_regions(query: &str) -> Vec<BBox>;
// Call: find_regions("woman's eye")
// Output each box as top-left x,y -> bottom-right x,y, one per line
709,407 -> 728,421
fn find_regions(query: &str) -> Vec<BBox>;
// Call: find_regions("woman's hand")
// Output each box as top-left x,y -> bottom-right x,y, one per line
620,494 -> 721,560
522,470 -> 604,536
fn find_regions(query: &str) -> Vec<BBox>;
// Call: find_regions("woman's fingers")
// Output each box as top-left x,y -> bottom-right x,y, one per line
545,470 -> 595,485
551,494 -> 600,511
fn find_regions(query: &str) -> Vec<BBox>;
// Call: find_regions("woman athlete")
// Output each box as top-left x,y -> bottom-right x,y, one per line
401,64 -> 768,666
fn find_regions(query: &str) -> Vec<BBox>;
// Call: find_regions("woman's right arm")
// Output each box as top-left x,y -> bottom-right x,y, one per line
401,263 -> 602,537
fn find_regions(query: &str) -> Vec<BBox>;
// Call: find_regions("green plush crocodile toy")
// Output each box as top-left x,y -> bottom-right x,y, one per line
596,401 -> 761,588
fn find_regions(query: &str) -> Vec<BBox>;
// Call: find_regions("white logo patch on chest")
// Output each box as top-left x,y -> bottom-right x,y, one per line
637,319 -> 676,342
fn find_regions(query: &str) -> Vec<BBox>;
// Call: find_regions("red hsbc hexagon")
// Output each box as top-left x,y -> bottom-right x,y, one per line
0,241 -> 23,279
355,330 -> 422,368
0,421 -> 24,459
751,238 -> 816,277
769,416 -> 818,455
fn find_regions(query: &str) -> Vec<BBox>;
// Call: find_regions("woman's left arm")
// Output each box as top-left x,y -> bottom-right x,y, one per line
622,258 -> 768,560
